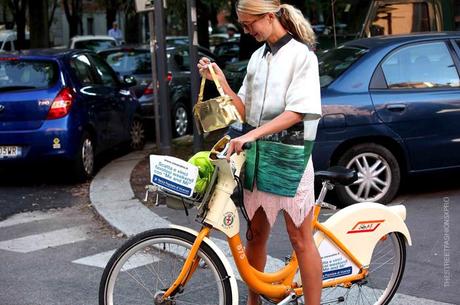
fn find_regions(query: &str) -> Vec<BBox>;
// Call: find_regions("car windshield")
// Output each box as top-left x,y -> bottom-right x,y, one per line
74,40 -> 117,52
318,46 -> 368,87
0,58 -> 58,91
101,50 -> 151,75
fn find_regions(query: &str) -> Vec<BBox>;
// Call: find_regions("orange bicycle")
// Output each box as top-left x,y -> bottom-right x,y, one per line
99,135 -> 411,305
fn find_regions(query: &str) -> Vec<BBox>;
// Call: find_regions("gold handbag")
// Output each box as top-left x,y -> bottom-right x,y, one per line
193,64 -> 243,133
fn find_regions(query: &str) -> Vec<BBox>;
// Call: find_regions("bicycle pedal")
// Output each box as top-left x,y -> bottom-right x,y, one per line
143,184 -> 158,203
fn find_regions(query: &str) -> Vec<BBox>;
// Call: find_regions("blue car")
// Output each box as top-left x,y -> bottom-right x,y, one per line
0,49 -> 145,180
316,32 -> 460,204
224,32 -> 460,205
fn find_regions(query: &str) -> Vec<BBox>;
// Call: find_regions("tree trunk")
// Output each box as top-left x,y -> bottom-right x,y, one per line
63,0 -> 82,39
125,13 -> 142,44
105,0 -> 119,32
8,0 -> 28,50
48,0 -> 58,30
29,0 -> 49,48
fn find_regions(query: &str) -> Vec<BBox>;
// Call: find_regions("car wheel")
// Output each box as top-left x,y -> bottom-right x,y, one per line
72,132 -> 95,181
172,102 -> 190,137
336,143 -> 400,205
130,117 -> 146,150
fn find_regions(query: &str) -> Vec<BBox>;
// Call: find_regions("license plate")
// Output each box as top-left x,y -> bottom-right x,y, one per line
0,146 -> 21,159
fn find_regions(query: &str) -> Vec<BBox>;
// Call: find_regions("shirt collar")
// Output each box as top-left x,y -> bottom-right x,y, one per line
263,33 -> 292,57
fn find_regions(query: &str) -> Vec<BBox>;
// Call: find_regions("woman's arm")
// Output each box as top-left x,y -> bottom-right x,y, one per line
197,57 -> 245,118
226,110 -> 304,159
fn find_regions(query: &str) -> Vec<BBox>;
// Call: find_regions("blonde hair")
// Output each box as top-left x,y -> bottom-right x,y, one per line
236,0 -> 316,48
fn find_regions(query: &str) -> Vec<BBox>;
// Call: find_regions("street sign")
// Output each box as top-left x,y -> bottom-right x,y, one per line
134,0 -> 154,13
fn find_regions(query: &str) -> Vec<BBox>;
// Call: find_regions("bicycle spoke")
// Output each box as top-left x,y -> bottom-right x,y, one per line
123,269 -> 155,297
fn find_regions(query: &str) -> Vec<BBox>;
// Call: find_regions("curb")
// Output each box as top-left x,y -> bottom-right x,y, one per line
90,144 -> 166,236
89,134 -> 204,236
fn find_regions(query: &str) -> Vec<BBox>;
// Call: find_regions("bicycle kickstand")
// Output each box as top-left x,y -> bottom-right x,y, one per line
276,291 -> 299,305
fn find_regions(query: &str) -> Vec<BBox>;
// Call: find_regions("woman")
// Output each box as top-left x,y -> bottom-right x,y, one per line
198,1 -> 322,304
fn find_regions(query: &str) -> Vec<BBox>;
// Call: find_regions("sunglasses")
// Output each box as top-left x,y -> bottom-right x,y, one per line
238,14 -> 266,32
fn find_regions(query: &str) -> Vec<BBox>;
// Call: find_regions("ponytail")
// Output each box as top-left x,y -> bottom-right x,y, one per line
277,4 -> 316,48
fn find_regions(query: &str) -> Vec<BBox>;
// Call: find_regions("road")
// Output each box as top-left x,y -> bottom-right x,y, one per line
0,158 -> 458,305
0,152 -> 128,305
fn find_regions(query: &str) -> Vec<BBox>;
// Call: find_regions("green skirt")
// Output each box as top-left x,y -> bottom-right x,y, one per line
244,140 -> 314,197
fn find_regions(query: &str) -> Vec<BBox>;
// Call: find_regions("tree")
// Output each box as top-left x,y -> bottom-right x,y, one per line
28,0 -> 49,48
5,0 -> 27,49
62,0 -> 83,38
48,0 -> 59,30
104,0 -> 122,31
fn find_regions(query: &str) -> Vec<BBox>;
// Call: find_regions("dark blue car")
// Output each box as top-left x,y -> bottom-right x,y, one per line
315,32 -> 460,204
0,49 -> 145,180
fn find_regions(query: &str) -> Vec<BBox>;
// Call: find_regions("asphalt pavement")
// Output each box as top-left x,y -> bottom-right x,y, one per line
89,137 -> 456,305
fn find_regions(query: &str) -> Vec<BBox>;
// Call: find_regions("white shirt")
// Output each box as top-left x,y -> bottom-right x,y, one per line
108,28 -> 123,42
237,38 -> 321,140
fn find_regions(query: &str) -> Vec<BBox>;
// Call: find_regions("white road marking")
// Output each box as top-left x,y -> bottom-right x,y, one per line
72,250 -> 116,268
0,210 -> 63,228
73,249 -> 160,271
0,225 -> 91,253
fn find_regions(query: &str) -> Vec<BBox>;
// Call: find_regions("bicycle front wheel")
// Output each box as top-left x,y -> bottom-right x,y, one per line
320,232 -> 406,305
99,228 -> 233,305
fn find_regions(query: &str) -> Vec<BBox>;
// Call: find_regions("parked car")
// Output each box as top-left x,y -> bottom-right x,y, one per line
317,32 -> 460,204
213,41 -> 240,64
0,30 -> 30,52
0,49 -> 145,180
69,35 -> 119,52
222,32 -> 460,205
98,44 -> 220,137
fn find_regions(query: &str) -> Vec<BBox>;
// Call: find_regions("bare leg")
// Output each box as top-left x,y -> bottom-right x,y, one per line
245,207 -> 271,305
284,210 -> 322,305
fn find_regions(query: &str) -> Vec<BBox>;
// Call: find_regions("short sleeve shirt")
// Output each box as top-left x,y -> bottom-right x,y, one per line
237,36 -> 321,141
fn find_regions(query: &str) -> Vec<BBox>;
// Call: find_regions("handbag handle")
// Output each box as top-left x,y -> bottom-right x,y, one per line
197,63 -> 225,104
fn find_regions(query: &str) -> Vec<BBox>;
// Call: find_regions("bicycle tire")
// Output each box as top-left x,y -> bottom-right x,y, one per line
99,228 -> 233,305
320,232 -> 406,305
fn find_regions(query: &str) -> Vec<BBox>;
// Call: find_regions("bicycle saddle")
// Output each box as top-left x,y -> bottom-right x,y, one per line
315,166 -> 358,186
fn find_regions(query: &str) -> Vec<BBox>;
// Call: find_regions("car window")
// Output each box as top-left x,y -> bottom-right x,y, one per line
318,46 -> 368,87
70,54 -> 98,86
172,49 -> 190,71
102,50 -> 151,74
381,42 -> 460,89
89,55 -> 119,87
0,58 -> 58,90
74,40 -> 117,52
3,41 -> 12,51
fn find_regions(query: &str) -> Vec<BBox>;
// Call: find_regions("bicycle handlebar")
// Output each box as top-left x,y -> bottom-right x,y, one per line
242,142 -> 252,150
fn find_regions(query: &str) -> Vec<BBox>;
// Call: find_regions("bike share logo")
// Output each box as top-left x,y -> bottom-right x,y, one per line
222,212 -> 235,228
347,220 -> 385,234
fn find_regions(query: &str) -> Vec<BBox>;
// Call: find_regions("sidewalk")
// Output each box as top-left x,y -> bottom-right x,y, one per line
89,133 -> 222,236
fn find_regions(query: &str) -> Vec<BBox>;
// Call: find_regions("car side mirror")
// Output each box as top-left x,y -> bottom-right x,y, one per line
123,75 -> 137,87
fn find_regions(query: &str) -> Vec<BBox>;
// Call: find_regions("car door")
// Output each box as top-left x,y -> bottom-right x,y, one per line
370,40 -> 460,171
70,53 -> 115,150
88,54 -> 130,144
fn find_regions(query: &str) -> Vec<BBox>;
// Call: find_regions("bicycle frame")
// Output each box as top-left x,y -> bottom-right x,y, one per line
161,136 -> 412,302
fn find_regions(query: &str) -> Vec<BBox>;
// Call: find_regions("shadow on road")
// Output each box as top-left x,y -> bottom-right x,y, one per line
0,146 -> 132,186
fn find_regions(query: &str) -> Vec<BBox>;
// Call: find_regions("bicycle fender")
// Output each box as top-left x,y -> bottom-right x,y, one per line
169,224 -> 239,305
315,202 -> 412,267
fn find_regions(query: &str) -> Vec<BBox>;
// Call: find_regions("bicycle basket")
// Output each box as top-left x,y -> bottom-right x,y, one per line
149,153 -> 217,211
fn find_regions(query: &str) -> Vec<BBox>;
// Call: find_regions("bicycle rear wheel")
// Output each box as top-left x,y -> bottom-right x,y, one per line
99,228 -> 233,305
320,232 -> 406,305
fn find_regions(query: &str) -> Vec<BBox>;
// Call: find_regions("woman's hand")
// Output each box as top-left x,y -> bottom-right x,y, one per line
197,57 -> 226,84
226,133 -> 257,161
